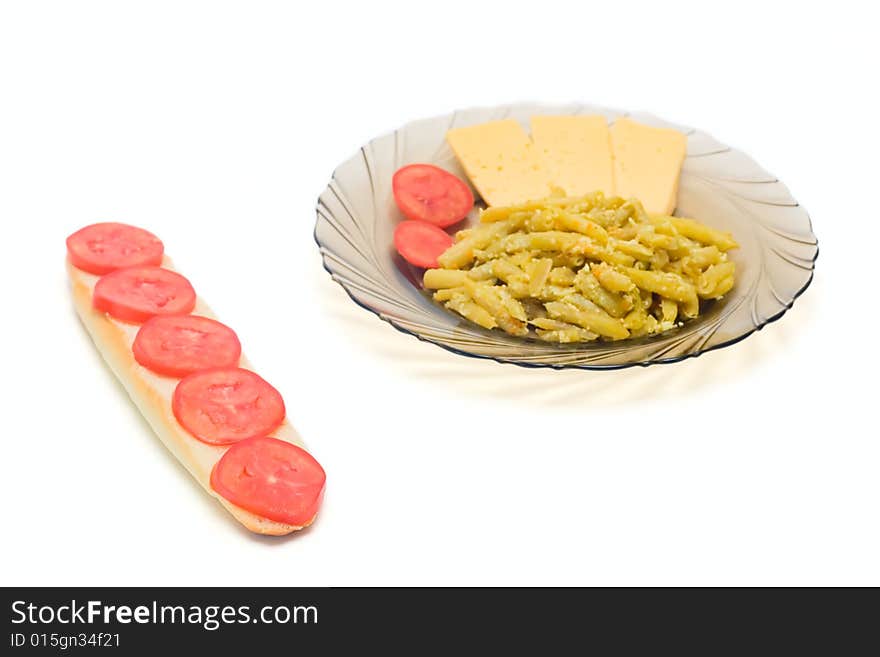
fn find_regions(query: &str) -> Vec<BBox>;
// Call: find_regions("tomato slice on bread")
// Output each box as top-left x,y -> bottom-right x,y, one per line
67,222 -> 164,275
133,315 -> 242,377
211,436 -> 326,526
93,266 -> 196,323
392,164 -> 474,227
172,367 -> 285,445
393,220 -> 454,269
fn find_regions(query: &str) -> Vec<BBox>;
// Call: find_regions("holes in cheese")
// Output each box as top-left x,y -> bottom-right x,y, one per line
446,119 -> 552,207
530,115 -> 614,198
610,118 -> 687,215
445,114 -> 688,215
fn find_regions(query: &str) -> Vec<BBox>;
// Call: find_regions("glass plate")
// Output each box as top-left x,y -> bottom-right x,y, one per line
314,103 -> 818,369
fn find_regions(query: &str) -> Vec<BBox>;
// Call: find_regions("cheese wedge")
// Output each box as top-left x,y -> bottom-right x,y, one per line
610,118 -> 687,215
446,119 -> 551,207
530,115 -> 614,197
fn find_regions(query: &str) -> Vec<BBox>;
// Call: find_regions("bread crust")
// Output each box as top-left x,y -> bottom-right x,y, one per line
68,258 -> 316,536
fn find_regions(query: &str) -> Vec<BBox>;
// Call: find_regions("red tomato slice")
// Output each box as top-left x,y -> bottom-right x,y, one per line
172,367 -> 285,445
133,315 -> 242,378
211,436 -> 325,526
67,222 -> 164,275
93,266 -> 196,323
394,220 -> 454,269
392,164 -> 474,227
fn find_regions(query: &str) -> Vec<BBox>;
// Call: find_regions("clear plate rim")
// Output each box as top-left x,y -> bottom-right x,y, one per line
314,102 -> 819,371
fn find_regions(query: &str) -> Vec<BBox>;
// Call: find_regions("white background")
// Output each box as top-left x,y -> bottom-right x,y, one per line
1,0 -> 877,586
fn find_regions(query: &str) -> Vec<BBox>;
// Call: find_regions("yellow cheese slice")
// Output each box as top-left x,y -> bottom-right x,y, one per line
530,115 -> 614,197
610,118 -> 687,215
446,119 -> 552,207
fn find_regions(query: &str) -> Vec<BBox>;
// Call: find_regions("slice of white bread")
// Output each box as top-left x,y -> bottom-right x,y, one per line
68,256 -> 316,536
